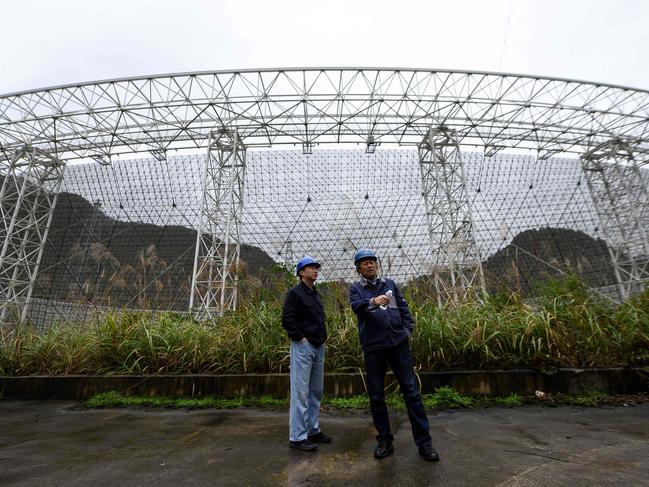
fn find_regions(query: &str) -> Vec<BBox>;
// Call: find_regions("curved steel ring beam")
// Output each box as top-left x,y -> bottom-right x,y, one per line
1,67 -> 648,161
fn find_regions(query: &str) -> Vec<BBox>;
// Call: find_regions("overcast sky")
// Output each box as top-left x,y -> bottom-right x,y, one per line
1,0 -> 648,95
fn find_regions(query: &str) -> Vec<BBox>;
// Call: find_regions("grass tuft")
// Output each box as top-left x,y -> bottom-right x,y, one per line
423,386 -> 475,409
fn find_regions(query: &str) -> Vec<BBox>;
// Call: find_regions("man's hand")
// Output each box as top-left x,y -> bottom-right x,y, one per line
373,294 -> 390,306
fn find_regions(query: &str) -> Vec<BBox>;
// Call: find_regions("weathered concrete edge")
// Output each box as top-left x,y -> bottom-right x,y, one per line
1,368 -> 648,400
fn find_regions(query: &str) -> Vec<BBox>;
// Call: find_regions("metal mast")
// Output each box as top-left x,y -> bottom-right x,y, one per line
581,139 -> 649,301
189,129 -> 246,319
0,147 -> 64,323
418,126 -> 485,305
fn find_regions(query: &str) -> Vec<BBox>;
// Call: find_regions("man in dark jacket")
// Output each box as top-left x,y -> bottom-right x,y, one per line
349,248 -> 439,462
282,255 -> 332,451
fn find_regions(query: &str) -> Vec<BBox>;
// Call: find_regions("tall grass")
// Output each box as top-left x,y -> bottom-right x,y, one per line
1,276 -> 647,375
410,277 -> 649,369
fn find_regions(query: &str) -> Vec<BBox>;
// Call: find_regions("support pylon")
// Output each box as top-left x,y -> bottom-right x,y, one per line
189,129 -> 246,319
418,127 -> 485,305
0,147 -> 65,324
581,139 -> 649,301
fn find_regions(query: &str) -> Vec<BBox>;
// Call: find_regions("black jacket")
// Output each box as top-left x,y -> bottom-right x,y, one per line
349,277 -> 414,352
281,281 -> 327,346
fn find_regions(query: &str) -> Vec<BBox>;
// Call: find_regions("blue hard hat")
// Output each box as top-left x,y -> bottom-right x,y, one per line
354,248 -> 377,266
296,255 -> 321,275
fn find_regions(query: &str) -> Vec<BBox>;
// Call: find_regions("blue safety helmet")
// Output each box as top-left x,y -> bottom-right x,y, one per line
295,255 -> 321,276
353,248 -> 378,267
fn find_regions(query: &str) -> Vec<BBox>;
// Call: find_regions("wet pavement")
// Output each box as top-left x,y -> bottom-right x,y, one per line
0,401 -> 648,486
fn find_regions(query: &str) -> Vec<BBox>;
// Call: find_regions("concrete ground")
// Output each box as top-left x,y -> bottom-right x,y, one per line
0,401 -> 648,486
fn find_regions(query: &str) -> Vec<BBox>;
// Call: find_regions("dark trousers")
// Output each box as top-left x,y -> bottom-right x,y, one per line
364,339 -> 431,447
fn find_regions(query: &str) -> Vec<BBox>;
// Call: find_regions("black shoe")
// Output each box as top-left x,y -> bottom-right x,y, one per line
308,431 -> 332,443
374,438 -> 394,459
289,439 -> 318,451
418,443 -> 440,462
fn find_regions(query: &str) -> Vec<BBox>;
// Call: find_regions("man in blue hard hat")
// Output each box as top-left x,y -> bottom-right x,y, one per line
281,255 -> 331,451
349,248 -> 440,462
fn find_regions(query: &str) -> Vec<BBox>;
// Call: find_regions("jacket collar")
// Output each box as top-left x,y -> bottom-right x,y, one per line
359,276 -> 385,288
299,279 -> 318,293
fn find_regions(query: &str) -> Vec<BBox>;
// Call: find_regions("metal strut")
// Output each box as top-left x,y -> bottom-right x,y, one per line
580,139 -> 649,301
190,128 -> 246,319
0,147 -> 65,324
418,126 -> 485,305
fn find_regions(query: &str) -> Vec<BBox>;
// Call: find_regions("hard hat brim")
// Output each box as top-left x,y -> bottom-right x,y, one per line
355,256 -> 377,265
296,259 -> 321,275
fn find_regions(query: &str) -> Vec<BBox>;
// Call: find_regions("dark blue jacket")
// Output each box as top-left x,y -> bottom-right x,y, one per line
349,277 -> 415,352
282,281 -> 327,346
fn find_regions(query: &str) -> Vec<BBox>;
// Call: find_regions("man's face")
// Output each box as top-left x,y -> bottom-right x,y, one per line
300,264 -> 319,282
358,258 -> 377,279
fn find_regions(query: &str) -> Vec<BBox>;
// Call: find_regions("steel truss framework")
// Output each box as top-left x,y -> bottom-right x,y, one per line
581,140 -> 649,300
190,129 -> 246,318
418,126 -> 485,304
0,147 -> 64,322
1,68 -> 648,319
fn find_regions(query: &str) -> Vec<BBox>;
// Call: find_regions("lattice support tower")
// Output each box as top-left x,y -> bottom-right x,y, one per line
0,147 -> 65,323
418,126 -> 485,305
580,139 -> 649,301
190,129 -> 246,319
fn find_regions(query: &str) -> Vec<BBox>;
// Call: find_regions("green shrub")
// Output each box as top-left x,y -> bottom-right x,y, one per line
423,386 -> 474,409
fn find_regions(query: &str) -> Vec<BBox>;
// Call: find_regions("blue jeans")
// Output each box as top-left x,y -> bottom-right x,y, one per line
364,339 -> 431,447
289,339 -> 325,442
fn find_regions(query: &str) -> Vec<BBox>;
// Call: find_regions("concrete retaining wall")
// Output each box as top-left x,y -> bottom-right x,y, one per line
1,368 -> 648,400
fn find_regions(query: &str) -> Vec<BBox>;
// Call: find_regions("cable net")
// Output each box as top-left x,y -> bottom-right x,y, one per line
24,148 -> 642,328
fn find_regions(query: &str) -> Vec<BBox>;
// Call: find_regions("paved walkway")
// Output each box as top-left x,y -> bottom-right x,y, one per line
0,401 -> 648,486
